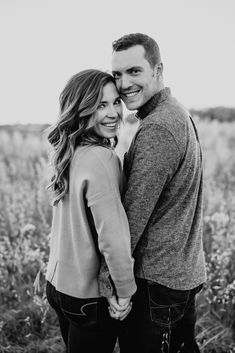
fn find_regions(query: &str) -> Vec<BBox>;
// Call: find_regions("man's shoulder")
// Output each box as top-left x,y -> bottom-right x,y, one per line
143,97 -> 190,136
148,96 -> 189,121
137,98 -> 190,152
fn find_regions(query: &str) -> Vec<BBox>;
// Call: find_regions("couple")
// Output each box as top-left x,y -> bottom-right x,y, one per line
45,33 -> 206,353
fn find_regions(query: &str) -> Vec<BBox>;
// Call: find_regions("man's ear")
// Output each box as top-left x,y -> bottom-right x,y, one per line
156,63 -> 163,77
153,63 -> 163,79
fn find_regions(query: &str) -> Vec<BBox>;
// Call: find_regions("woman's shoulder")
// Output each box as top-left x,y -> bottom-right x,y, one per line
73,145 -> 120,170
90,145 -> 117,159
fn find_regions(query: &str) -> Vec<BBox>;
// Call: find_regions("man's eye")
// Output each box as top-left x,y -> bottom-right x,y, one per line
113,72 -> 121,79
130,69 -> 140,75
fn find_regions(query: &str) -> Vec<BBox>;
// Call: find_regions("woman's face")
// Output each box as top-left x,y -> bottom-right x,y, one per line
92,82 -> 122,139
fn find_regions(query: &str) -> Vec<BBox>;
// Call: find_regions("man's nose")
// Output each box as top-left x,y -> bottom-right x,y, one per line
120,75 -> 131,90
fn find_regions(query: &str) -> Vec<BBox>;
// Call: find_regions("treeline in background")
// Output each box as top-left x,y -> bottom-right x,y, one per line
1,107 -> 235,352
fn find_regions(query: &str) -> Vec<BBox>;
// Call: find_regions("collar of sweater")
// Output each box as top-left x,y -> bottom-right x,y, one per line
136,87 -> 171,120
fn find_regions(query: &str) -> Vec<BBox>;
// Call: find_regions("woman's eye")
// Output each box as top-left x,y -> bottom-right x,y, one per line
115,99 -> 121,105
98,103 -> 105,109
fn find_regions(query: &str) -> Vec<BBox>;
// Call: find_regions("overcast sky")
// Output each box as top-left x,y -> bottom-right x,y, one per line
0,0 -> 235,125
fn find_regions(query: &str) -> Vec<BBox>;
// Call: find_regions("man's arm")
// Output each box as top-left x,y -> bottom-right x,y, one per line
124,123 -> 181,253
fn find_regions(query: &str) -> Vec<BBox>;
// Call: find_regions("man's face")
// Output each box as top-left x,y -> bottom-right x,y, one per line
112,45 -> 159,110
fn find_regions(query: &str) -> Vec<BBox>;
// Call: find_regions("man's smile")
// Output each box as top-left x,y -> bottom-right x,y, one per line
121,89 -> 141,98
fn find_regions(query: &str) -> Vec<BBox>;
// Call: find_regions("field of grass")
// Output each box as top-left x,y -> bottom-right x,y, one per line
0,116 -> 235,352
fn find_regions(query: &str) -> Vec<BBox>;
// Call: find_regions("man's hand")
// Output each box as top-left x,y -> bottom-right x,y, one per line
108,296 -> 132,321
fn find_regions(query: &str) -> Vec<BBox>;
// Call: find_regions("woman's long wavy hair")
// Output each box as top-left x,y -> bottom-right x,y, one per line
47,69 -> 119,205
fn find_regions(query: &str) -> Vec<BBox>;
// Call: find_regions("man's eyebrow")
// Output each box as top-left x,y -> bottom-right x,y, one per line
112,66 -> 142,73
127,66 -> 142,70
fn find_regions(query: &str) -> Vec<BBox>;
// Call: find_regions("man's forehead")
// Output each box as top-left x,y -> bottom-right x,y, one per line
112,45 -> 146,70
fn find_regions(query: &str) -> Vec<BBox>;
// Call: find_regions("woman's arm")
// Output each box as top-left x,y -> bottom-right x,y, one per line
84,147 -> 136,298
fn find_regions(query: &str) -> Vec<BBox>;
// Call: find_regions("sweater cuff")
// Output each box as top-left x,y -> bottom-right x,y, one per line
115,280 -> 137,298
98,258 -> 137,298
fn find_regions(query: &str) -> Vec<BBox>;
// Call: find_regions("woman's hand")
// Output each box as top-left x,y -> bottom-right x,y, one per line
108,296 -> 132,321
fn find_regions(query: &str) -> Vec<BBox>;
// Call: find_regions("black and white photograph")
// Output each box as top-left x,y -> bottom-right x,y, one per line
0,0 -> 235,352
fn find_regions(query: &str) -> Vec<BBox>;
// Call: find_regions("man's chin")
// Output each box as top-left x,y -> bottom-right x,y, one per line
123,100 -> 140,111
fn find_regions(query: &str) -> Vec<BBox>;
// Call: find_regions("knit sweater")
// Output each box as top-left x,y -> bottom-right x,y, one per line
123,88 -> 206,290
46,145 -> 136,298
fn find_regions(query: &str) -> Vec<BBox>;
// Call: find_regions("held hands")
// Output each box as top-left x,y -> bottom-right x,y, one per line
108,296 -> 132,321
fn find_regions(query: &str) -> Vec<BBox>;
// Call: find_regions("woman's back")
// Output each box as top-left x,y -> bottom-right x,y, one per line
46,145 -> 134,298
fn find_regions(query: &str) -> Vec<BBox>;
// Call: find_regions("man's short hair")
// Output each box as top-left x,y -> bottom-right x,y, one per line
112,33 -> 161,68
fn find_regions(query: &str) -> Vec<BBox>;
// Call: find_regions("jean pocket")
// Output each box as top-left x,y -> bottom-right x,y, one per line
147,281 -> 190,327
59,293 -> 98,328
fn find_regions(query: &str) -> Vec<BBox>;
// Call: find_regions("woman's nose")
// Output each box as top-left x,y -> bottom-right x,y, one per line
107,105 -> 118,117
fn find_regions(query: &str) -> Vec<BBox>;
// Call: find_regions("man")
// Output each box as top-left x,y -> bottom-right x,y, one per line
111,33 -> 206,352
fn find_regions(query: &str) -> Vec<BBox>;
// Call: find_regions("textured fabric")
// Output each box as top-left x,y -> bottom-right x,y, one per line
123,88 -> 206,290
46,281 -> 118,353
119,278 -> 202,353
46,145 -> 136,298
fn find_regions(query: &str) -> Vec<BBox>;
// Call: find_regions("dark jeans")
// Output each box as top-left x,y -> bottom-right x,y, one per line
46,281 -> 118,353
119,278 -> 202,353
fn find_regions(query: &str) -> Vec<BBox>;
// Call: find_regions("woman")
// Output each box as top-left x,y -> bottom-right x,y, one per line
45,69 -> 136,353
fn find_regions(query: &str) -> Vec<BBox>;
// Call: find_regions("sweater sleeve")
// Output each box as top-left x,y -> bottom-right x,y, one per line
84,148 -> 136,298
124,123 -> 181,253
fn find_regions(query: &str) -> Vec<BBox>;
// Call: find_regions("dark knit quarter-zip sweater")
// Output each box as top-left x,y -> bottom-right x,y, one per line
123,88 -> 206,290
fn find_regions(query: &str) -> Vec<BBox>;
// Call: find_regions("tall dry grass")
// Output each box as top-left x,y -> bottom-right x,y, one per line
0,117 -> 235,352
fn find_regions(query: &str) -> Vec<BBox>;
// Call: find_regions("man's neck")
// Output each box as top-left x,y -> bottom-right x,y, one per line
136,87 -> 170,120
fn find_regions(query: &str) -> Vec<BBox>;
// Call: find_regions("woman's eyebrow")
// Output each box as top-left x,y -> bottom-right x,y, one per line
99,97 -> 120,103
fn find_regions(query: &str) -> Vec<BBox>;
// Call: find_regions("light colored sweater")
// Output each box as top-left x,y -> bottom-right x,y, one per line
46,145 -> 136,298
